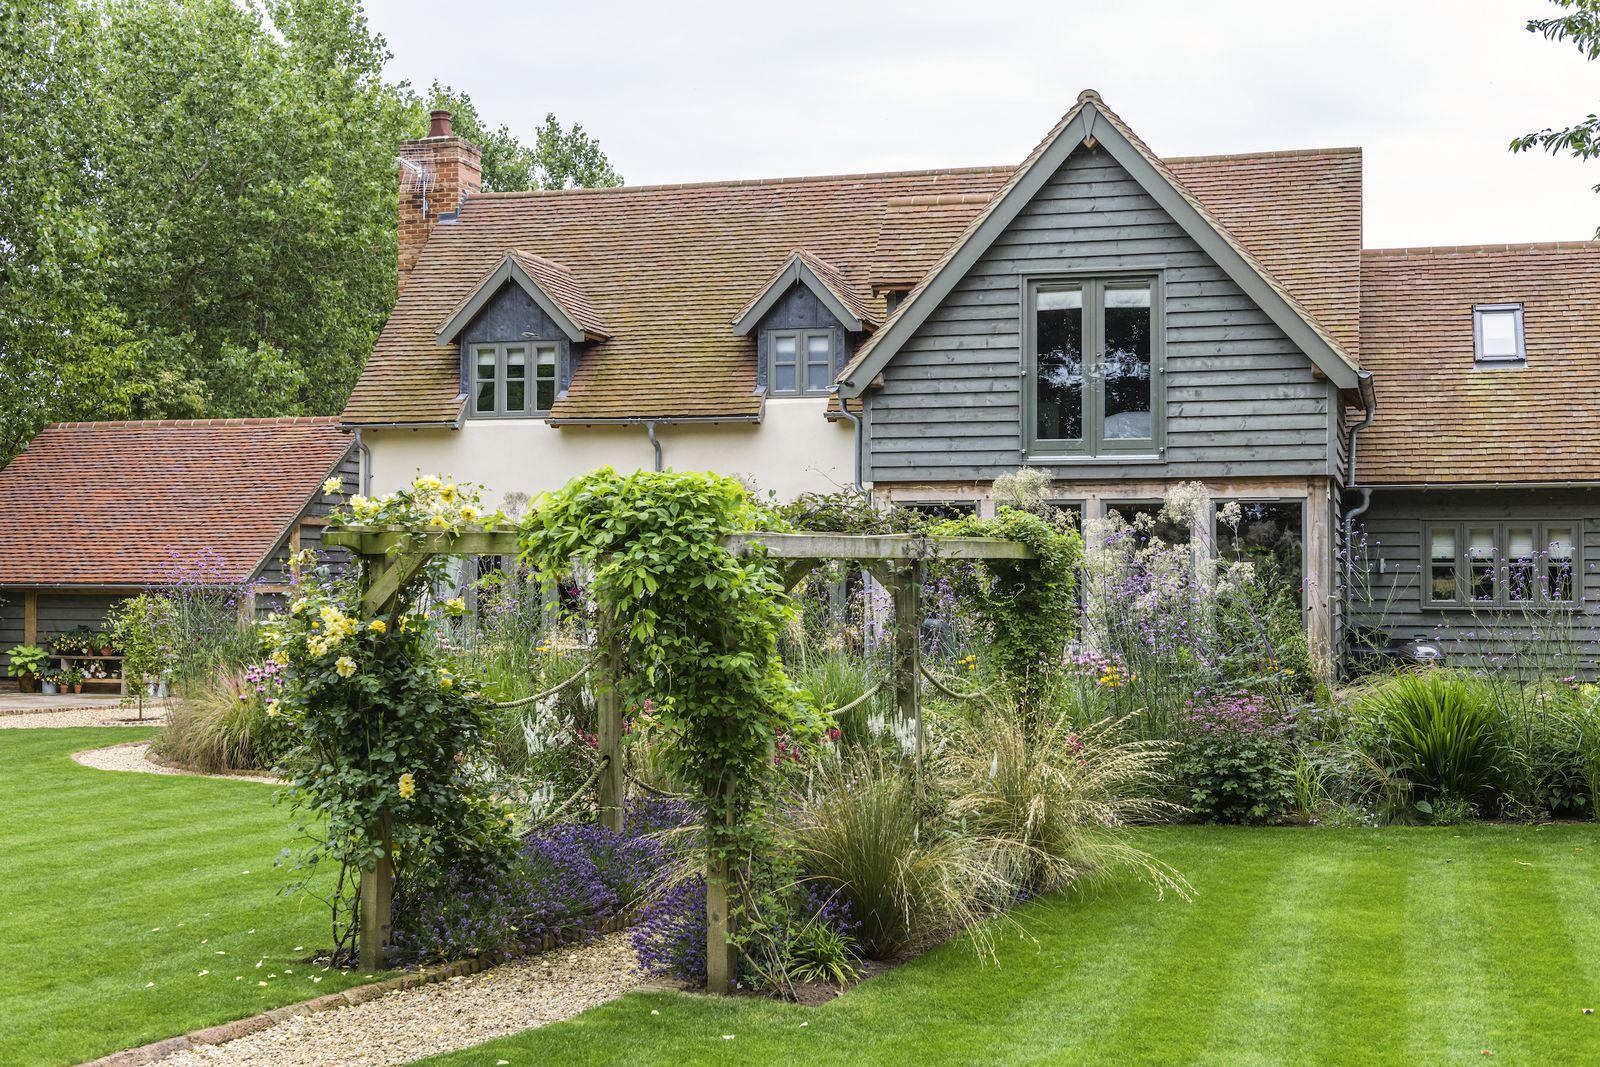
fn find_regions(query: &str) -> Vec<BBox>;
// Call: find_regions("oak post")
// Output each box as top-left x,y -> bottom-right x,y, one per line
596,604 -> 625,834
890,561 -> 925,767
359,810 -> 394,972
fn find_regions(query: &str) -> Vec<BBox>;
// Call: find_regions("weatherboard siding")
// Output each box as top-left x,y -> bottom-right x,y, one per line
863,144 -> 1338,484
1350,490 -> 1600,668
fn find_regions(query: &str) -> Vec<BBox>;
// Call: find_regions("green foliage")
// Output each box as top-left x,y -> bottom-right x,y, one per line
107,593 -> 176,700
0,0 -> 622,464
519,467 -> 827,861
782,913 -> 863,987
941,703 -> 1181,893
422,83 -> 622,191
264,559 -> 515,956
5,645 -> 48,678
1513,0 -> 1600,232
1173,704 -> 1294,825
157,671 -> 293,773
930,507 -> 1082,720
1353,670 -> 1503,805
789,751 -> 999,959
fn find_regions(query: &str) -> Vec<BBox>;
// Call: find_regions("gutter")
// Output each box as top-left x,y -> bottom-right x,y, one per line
1351,481 -> 1600,491
831,385 -> 867,497
546,415 -> 763,427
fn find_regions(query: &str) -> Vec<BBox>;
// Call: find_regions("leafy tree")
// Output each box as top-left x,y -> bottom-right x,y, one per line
0,0 -> 621,465
421,83 -> 622,191
1512,0 -> 1600,232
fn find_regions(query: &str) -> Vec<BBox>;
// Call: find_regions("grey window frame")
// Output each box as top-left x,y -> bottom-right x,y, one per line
1472,303 -> 1526,367
1421,519 -> 1580,607
1212,497 -> 1308,608
1023,272 -> 1165,458
767,329 -> 835,397
469,341 -> 559,418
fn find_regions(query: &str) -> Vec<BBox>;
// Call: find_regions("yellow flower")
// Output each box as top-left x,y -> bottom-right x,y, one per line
323,476 -> 342,495
265,699 -> 280,718
440,483 -> 457,502
397,772 -> 416,800
428,514 -> 449,529
335,656 -> 357,678
445,596 -> 466,616
413,475 -> 442,492
459,505 -> 480,523
368,619 -> 387,634
438,672 -> 454,690
271,649 -> 290,667
290,599 -> 308,615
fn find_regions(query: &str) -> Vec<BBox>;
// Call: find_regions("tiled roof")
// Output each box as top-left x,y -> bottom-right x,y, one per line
0,418 -> 352,586
507,250 -> 610,339
345,135 -> 1365,424
1357,242 -> 1600,484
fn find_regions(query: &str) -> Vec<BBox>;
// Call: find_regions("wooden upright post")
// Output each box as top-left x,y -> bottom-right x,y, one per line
359,810 -> 394,972
705,801 -> 736,994
890,561 -> 925,766
595,607 -> 625,834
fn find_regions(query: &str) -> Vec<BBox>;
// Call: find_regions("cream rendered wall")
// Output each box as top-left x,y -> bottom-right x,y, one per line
364,398 -> 860,508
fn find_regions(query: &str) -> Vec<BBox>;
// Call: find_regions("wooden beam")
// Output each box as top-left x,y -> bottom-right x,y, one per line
324,527 -> 522,558
23,590 -> 37,646
724,532 -> 1033,562
362,553 -> 433,616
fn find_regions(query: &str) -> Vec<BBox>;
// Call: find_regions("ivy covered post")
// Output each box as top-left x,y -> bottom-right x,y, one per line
885,561 -> 925,765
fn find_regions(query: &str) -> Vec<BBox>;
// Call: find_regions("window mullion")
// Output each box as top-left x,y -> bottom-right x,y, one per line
1087,279 -> 1105,452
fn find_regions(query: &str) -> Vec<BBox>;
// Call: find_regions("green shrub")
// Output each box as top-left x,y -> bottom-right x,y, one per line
1172,694 -> 1294,824
782,912 -> 862,987
792,651 -> 883,750
156,671 -> 291,773
790,752 -> 1000,959
942,701 -> 1181,892
1353,670 -> 1502,807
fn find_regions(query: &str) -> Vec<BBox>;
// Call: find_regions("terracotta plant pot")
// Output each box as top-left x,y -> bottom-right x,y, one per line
100,646 -> 114,657
72,684 -> 83,694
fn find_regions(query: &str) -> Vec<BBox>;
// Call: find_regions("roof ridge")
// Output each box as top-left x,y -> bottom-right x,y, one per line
1165,146 -> 1362,164
44,416 -> 344,430
466,165 -> 1018,200
1363,240 -> 1600,257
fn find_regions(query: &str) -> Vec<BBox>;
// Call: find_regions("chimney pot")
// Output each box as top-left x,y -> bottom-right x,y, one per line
428,109 -> 452,138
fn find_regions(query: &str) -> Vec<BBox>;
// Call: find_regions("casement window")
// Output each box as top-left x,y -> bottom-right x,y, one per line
898,500 -> 980,520
768,330 -> 835,396
1214,499 -> 1307,608
1028,277 -> 1160,455
472,342 -> 557,416
1423,521 -> 1578,606
1473,304 -> 1526,366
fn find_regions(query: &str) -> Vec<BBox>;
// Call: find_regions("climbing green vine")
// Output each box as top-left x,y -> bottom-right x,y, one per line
518,467 -> 829,859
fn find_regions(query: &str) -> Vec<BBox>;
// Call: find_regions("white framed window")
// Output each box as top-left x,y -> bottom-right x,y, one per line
1473,304 -> 1525,366
471,342 -> 558,416
769,330 -> 835,396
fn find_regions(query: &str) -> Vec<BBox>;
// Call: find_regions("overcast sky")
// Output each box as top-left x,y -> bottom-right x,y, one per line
365,0 -> 1600,248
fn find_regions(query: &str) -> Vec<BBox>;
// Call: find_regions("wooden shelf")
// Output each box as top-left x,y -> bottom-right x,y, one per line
52,654 -> 123,662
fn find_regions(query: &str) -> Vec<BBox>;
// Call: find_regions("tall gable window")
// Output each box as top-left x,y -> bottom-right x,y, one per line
1029,276 -> 1159,455
1473,303 -> 1525,366
769,330 -> 834,396
472,342 -> 557,416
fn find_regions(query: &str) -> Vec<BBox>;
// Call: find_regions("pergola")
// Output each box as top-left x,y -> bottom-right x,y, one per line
324,524 -> 1034,990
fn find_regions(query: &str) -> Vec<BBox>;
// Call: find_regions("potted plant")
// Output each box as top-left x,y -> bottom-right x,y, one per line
40,668 -> 59,696
95,630 -> 116,656
59,666 -> 85,694
5,644 -> 48,692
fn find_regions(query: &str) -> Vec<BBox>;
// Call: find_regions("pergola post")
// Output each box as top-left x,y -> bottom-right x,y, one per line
705,802 -> 735,995
595,604 -> 625,835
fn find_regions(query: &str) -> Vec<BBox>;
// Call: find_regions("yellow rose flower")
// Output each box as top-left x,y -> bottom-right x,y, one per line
428,514 -> 449,529
440,483 -> 457,502
397,772 -> 416,800
445,596 -> 466,616
368,619 -> 387,634
459,505 -> 480,523
335,656 -> 357,678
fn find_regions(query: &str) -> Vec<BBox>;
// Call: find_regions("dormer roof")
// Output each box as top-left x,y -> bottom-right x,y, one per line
435,249 -> 609,346
732,250 -> 879,335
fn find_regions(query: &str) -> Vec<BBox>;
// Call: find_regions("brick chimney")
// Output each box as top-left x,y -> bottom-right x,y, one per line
397,110 -> 482,293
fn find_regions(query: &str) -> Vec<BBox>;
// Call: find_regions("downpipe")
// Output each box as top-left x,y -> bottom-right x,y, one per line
644,420 -> 663,472
831,386 -> 867,497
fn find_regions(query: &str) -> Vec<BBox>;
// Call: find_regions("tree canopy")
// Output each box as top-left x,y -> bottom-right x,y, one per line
1512,0 -> 1600,233
0,0 -> 621,464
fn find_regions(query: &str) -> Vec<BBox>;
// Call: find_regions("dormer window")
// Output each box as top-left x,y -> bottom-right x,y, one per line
473,342 -> 557,416
1473,304 -> 1525,366
770,330 -> 834,396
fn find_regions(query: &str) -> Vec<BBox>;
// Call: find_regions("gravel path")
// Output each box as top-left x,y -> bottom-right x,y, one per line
71,741 -> 279,785
0,705 -> 165,729
158,933 -> 645,1066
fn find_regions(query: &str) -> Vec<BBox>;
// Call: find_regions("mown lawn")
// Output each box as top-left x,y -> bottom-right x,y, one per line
2,728 -> 389,1066
426,823 -> 1600,1067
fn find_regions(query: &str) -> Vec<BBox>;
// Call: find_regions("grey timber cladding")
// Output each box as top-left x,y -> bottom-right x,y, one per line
1350,489 -> 1600,667
862,144 -> 1340,484
458,283 -> 574,399
257,449 -> 359,587
754,284 -> 853,393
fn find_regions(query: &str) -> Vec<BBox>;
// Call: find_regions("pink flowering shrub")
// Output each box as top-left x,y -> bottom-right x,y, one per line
1174,693 -> 1295,824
